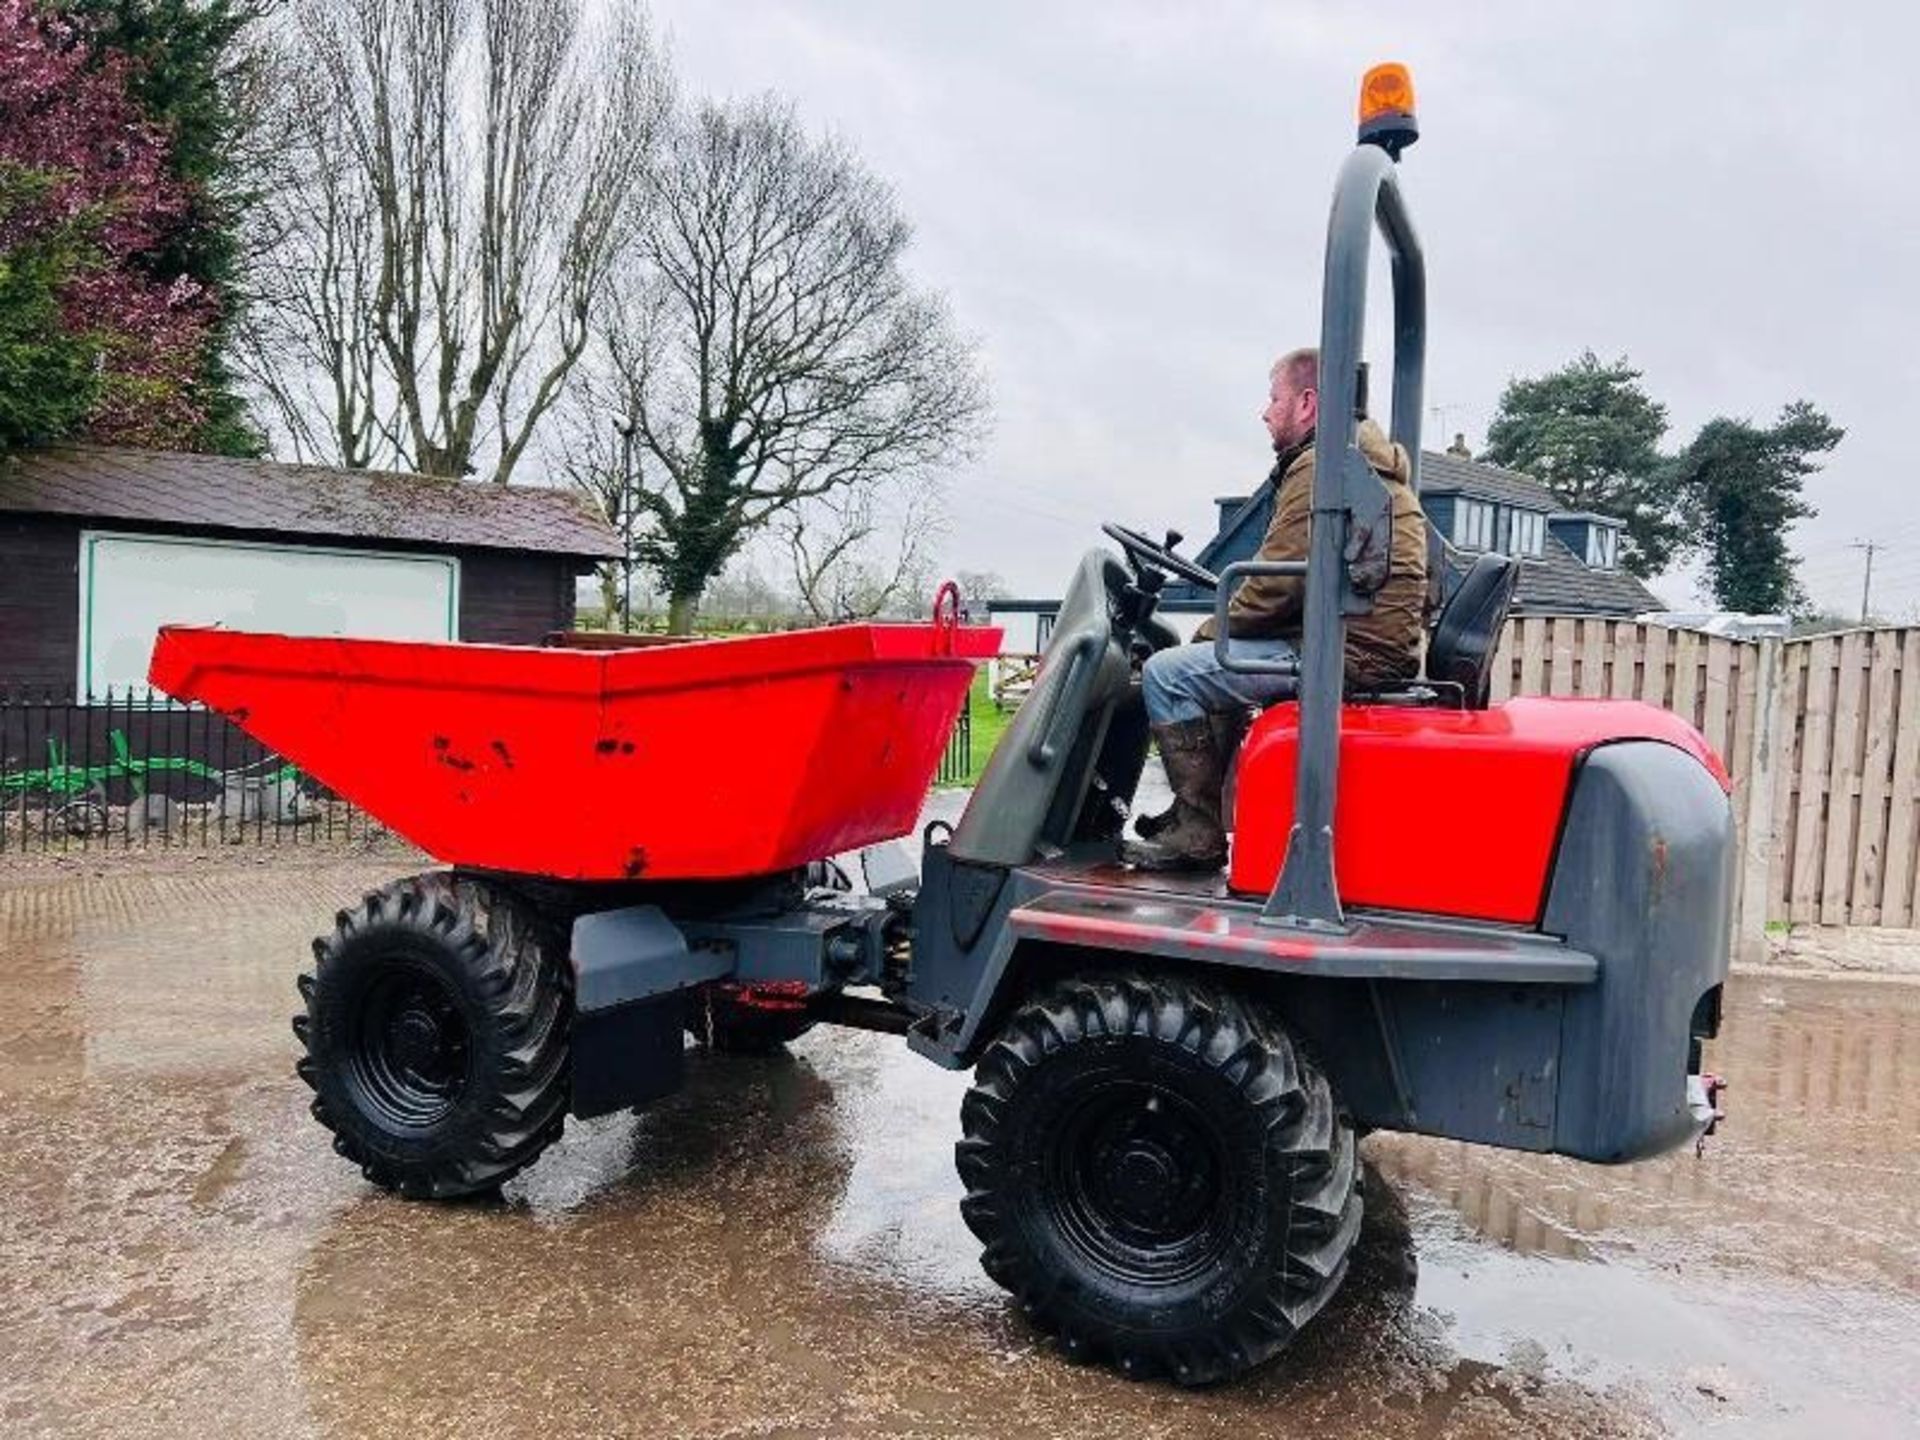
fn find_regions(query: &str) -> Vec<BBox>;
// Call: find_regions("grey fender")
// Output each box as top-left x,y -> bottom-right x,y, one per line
1542,741 -> 1734,1161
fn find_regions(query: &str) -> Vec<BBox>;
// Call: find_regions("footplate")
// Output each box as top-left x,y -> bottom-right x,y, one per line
1007,886 -> 1600,984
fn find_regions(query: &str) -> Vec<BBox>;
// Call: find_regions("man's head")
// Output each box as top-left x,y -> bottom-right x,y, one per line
1261,348 -> 1319,454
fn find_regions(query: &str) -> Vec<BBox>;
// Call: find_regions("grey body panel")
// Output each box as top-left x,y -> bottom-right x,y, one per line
567,904 -> 707,1120
1541,741 -> 1734,1161
565,890 -> 891,1119
569,892 -> 890,1015
907,741 -> 1733,1163
570,905 -> 722,1010
903,842 -> 1028,1066
859,840 -> 920,898
680,893 -> 889,988
949,550 -> 1147,867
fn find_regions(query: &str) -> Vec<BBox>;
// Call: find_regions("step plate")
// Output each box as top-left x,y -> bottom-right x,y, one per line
1008,884 -> 1597,984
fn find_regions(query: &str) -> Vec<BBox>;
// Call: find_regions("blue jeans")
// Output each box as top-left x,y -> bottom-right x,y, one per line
1142,638 -> 1299,724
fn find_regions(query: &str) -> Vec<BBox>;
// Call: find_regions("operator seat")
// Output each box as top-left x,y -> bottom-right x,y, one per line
1423,551 -> 1519,709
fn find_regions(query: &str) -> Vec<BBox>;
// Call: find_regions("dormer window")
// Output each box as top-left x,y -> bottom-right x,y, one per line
1453,498 -> 1495,551
1588,526 -> 1620,570
1507,509 -> 1545,558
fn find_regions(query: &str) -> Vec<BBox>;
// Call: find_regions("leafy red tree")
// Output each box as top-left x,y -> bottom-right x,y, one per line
0,0 -> 213,448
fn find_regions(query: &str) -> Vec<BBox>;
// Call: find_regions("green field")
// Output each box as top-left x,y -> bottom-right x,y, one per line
956,669 -> 1011,787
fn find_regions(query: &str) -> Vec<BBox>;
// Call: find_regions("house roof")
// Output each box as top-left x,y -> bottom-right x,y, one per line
1509,534 -> 1663,614
1419,451 -> 1661,612
1194,448 -> 1565,575
1159,446 -> 1665,618
0,445 -> 623,560
1417,450 -> 1559,510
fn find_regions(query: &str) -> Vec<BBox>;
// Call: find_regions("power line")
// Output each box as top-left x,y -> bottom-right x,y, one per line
1799,541 -> 1910,581
1802,527 -> 1920,560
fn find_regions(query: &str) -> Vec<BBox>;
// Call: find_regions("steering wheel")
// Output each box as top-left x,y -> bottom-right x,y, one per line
1102,522 -> 1220,589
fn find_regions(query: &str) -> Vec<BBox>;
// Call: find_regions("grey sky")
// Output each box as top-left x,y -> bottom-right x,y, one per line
648,0 -> 1920,617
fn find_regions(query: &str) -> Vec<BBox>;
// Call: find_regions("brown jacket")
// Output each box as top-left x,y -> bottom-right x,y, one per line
1196,418 -> 1427,688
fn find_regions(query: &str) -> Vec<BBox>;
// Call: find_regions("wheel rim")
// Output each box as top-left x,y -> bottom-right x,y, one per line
347,962 -> 471,1129
1048,1079 -> 1232,1287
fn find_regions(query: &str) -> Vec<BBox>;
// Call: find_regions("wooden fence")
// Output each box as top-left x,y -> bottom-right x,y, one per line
1489,617 -> 1920,949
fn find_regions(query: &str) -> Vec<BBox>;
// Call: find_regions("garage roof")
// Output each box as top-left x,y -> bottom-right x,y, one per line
0,445 -> 623,560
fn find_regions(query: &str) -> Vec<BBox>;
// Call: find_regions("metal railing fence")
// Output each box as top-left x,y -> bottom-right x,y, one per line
1,688 -> 373,855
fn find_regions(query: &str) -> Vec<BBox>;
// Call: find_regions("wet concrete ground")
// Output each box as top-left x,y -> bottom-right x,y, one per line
2,854 -> 1917,1438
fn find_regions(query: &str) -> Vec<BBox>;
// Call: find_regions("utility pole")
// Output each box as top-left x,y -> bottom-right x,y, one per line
1851,539 -> 1878,625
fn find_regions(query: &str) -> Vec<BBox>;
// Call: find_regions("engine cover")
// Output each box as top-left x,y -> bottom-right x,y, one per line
1228,697 -> 1730,924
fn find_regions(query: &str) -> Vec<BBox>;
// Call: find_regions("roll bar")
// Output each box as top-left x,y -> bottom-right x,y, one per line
1265,140 -> 1426,930
1211,560 -> 1305,677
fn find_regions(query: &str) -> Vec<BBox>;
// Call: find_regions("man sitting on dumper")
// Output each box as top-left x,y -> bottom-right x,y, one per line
1128,346 -> 1428,872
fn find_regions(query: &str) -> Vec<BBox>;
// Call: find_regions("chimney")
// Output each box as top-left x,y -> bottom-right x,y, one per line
1447,432 -> 1472,459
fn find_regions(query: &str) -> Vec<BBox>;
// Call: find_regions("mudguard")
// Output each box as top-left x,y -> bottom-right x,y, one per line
1541,740 -> 1734,1161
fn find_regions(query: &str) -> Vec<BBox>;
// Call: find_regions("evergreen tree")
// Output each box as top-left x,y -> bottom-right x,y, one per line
0,0 -> 215,454
59,0 -> 266,454
1482,351 -> 1679,577
1665,402 -> 1842,615
0,167 -> 103,450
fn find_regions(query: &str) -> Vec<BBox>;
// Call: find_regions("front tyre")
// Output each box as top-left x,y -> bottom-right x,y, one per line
295,873 -> 571,1200
956,974 -> 1361,1386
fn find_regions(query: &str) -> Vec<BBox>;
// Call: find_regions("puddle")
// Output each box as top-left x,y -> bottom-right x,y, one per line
2,861 -> 1917,1436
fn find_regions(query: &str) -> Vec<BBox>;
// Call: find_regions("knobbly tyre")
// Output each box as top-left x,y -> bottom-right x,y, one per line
151,66 -> 1731,1386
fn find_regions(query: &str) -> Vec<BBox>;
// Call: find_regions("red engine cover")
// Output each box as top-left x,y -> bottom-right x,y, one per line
1228,697 -> 1730,925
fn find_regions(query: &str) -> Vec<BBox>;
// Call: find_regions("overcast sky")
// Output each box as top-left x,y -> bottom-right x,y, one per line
647,0 -> 1920,617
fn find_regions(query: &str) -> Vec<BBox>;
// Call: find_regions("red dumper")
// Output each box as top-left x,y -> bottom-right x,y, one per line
152,68 -> 1730,1387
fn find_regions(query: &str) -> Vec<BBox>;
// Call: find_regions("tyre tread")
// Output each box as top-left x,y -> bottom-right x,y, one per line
295,872 -> 572,1200
957,970 -> 1361,1386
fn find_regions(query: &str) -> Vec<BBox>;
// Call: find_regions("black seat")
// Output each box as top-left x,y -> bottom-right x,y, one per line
1425,551 -> 1519,709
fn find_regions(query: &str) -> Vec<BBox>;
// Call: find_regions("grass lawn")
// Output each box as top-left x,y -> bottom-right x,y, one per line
957,669 -> 1012,787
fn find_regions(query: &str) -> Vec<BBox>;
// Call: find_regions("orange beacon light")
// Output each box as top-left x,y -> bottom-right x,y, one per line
1358,62 -> 1418,158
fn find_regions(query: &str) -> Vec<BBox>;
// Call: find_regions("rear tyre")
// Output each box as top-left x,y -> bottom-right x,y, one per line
956,973 -> 1361,1386
295,873 -> 571,1200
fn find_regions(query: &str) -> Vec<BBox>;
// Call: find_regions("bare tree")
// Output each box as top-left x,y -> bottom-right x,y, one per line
593,96 -> 987,633
243,0 -> 669,482
783,481 -> 943,622
239,42 -> 386,467
953,569 -> 1012,603
553,289 -> 656,627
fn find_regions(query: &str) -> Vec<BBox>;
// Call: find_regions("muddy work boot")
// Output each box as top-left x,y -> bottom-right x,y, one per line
1135,707 -> 1251,842
1125,718 -> 1229,872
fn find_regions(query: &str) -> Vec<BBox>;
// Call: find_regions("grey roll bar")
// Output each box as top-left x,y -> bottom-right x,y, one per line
1265,140 -> 1425,931
1211,560 -> 1307,676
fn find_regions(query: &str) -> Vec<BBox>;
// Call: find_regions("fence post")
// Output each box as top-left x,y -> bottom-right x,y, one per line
1734,635 -> 1783,964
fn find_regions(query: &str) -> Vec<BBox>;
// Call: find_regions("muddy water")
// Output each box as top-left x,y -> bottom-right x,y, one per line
1,859 -> 1917,1438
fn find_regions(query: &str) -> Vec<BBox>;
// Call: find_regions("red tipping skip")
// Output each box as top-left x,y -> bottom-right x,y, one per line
149,622 -> 999,881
